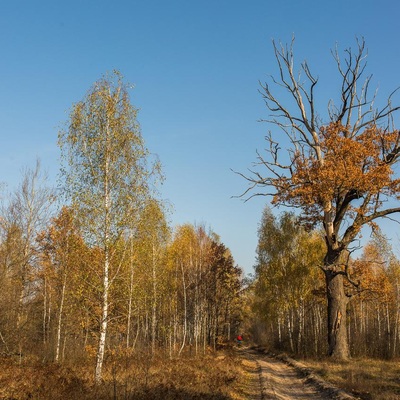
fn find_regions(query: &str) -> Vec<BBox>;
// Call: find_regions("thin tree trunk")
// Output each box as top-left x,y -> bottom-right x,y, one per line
313,306 -> 319,355
126,243 -> 134,349
393,280 -> 400,357
179,261 -> 187,356
43,276 -> 47,344
287,311 -> 294,353
151,244 -> 157,356
386,301 -> 391,358
213,304 -> 218,351
55,272 -> 67,362
393,310 -> 399,357
297,300 -> 304,353
277,314 -> 282,345
377,307 -> 381,343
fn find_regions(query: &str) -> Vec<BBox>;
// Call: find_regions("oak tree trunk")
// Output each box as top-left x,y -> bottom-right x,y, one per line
325,269 -> 349,359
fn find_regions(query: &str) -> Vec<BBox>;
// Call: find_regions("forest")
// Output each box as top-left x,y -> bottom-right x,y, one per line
0,72 -> 246,399
251,207 -> 400,360
1,38 -> 400,399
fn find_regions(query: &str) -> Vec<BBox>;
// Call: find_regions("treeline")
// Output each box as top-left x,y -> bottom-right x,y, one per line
0,72 -> 243,380
0,173 -> 242,362
248,206 -> 400,359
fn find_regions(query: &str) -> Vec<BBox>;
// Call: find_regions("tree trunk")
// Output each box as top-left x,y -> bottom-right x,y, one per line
287,311 -> 294,353
126,242 -> 134,349
95,253 -> 109,383
95,132 -> 111,383
325,269 -> 349,359
393,279 -> 400,357
312,306 -> 320,356
55,272 -> 67,362
277,314 -> 282,345
178,261 -> 187,356
43,276 -> 47,344
151,243 -> 157,356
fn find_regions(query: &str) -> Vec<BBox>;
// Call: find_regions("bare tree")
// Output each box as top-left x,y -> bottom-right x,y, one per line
239,38 -> 400,359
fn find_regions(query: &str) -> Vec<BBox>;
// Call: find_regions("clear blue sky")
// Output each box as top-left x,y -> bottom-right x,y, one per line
1,0 -> 399,274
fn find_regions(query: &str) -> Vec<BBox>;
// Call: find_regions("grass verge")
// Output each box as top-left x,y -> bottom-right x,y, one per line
304,358 -> 400,400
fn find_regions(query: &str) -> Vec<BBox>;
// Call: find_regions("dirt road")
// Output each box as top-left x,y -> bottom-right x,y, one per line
236,348 -> 357,400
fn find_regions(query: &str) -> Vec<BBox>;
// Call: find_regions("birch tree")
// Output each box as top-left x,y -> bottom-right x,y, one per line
134,198 -> 170,354
58,71 -> 161,382
255,207 -> 326,354
240,38 -> 400,359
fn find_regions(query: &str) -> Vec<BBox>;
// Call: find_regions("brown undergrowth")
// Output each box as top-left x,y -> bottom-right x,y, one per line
0,348 -> 246,400
304,358 -> 400,400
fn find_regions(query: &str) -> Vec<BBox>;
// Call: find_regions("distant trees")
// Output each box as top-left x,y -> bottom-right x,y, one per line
37,206 -> 86,361
347,234 -> 400,358
249,206 -> 400,359
0,185 -> 242,367
0,161 -> 54,357
240,38 -> 400,359
252,207 -> 325,356
167,224 -> 241,355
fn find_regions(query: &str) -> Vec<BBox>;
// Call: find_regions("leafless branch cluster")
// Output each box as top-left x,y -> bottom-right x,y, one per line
239,37 -> 400,200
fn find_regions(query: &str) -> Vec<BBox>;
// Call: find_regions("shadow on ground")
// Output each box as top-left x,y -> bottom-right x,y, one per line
115,384 -> 232,400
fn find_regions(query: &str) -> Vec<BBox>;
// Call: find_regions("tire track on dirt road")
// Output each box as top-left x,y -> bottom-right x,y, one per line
237,348 -> 357,400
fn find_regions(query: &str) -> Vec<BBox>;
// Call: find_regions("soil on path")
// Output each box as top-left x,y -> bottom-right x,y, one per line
235,348 -> 355,400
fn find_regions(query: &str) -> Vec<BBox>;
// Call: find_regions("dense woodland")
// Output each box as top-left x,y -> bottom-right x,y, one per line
0,168 -> 242,362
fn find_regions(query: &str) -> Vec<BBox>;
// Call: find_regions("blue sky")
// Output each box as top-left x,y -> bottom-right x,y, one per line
1,0 -> 400,274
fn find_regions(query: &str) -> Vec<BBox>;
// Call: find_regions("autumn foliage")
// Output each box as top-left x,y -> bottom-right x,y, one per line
0,73 -> 244,396
249,207 -> 400,360
280,123 -> 400,220
0,174 -> 244,397
241,38 -> 400,359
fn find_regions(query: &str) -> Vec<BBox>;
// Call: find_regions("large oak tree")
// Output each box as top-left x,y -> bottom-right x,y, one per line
240,39 -> 400,359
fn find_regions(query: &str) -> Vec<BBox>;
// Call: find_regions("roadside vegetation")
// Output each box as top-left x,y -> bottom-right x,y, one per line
0,349 -> 248,400
305,358 -> 400,400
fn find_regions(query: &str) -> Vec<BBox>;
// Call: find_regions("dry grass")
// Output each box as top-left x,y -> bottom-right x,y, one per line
0,349 -> 248,400
304,358 -> 400,400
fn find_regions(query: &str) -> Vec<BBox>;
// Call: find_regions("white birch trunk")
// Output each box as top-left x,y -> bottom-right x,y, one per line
151,243 -> 157,356
43,277 -> 47,344
178,261 -> 187,356
55,272 -> 67,362
95,129 -> 111,383
126,254 -> 134,348
95,252 -> 109,383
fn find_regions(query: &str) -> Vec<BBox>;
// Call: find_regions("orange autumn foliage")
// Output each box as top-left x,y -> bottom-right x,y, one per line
350,241 -> 395,303
272,123 -> 400,226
